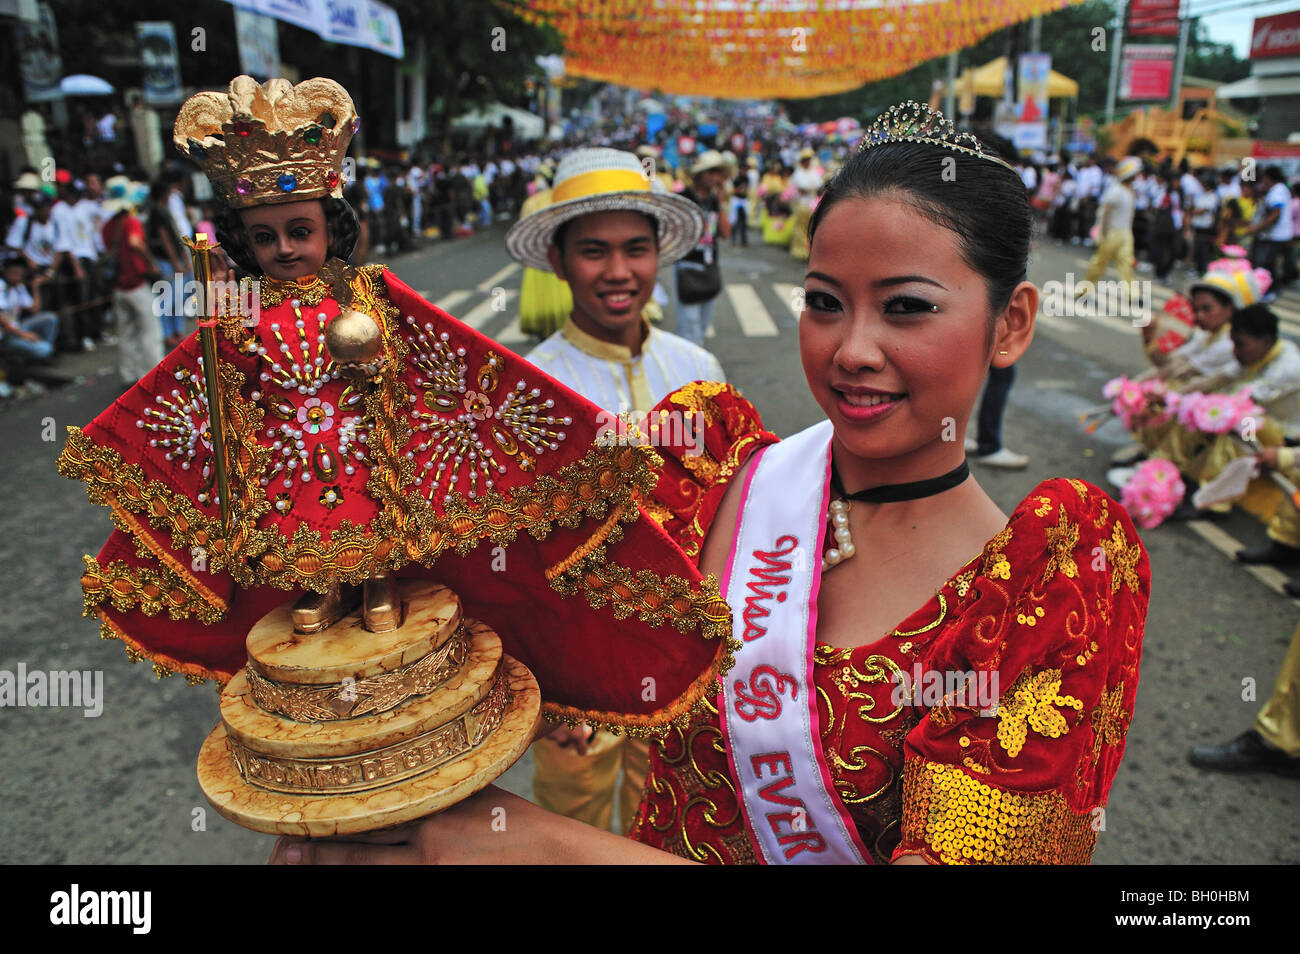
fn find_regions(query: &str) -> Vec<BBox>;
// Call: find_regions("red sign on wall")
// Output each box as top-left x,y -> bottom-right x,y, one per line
1252,11 -> 1300,60
1121,46 -> 1176,100
1129,0 -> 1181,37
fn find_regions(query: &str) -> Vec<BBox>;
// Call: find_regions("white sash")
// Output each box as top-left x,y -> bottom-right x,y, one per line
719,420 -> 872,864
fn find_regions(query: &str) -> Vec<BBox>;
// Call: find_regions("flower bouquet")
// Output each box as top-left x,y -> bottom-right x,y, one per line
1120,458 -> 1186,528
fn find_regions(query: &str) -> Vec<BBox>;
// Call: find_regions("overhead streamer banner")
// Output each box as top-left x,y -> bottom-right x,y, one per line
221,0 -> 404,58
499,0 -> 1086,99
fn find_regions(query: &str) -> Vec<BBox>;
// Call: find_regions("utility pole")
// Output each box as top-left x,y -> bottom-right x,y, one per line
945,50 -> 957,120
1171,7 -> 1194,114
1105,0 -> 1127,126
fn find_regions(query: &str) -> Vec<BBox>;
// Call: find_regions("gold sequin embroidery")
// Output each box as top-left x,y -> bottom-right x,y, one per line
1089,681 -> 1129,764
900,758 -> 1098,864
1040,504 -> 1080,585
1099,521 -> 1142,596
995,667 -> 1083,757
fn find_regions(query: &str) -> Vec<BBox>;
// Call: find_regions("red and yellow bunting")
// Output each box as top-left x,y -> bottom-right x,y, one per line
501,0 -> 1083,99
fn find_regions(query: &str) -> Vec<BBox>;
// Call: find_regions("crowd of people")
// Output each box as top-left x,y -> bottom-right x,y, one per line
1026,150 -> 1297,294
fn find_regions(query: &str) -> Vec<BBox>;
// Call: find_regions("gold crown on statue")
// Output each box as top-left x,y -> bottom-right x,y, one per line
173,76 -> 358,209
858,101 -> 1016,172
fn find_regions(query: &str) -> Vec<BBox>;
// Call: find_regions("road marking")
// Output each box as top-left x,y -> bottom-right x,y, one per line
434,289 -> 472,314
1186,519 -> 1300,601
494,320 -> 529,346
460,289 -> 517,331
724,284 -> 780,337
772,283 -> 802,321
475,263 -> 520,293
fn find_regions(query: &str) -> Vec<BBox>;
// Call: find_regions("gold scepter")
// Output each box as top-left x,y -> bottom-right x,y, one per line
184,233 -> 234,533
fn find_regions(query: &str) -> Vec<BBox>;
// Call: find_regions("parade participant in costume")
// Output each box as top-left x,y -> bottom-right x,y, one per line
1079,157 -> 1141,291
58,77 -> 735,745
1190,611 -> 1300,776
1109,264 -> 1266,474
506,147 -> 726,833
515,161 -> 573,340
787,147 -> 823,262
272,103 -> 1150,866
1137,302 -> 1300,520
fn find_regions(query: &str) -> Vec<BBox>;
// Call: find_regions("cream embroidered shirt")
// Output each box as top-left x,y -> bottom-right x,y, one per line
526,314 -> 725,415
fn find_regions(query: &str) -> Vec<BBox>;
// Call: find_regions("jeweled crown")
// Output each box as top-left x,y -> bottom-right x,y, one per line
857,101 -> 1016,172
173,76 -> 358,209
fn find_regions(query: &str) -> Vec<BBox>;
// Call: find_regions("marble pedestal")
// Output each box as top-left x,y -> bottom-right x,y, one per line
197,580 -> 541,837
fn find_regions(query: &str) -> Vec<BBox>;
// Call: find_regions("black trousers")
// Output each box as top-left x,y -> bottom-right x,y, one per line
976,363 -> 1016,456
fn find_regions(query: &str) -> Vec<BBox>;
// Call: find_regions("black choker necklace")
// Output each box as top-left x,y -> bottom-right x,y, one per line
830,458 -> 970,504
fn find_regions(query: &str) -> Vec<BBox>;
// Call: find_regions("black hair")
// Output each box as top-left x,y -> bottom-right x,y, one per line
1263,165 -> 1285,185
1232,303 -> 1278,340
807,137 -> 1032,321
1190,285 -> 1233,311
552,211 -> 660,255
214,196 -> 360,276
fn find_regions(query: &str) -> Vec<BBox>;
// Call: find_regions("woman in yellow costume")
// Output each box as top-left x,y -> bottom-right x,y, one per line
516,161 -> 573,339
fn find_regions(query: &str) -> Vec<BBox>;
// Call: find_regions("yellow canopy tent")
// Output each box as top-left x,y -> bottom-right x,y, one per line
948,55 -> 1080,101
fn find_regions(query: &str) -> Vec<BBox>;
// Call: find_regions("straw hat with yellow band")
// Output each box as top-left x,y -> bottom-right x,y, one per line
506,148 -> 705,273
1188,266 -> 1269,311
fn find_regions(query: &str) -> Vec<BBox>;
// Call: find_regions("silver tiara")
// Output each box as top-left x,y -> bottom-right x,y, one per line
858,101 -> 1016,173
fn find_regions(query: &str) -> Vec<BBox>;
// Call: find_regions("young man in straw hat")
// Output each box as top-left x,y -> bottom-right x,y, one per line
504,146 -> 725,834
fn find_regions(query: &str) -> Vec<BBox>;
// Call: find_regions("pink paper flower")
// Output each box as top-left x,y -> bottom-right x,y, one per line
1121,458 -> 1186,528
1220,244 -> 1248,259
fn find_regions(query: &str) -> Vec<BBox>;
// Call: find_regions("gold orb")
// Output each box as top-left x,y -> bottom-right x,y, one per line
325,309 -> 382,365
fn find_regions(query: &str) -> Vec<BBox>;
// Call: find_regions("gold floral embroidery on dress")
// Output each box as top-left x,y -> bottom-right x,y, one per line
648,702 -> 754,864
1033,495 -> 1053,517
951,568 -> 977,598
1075,639 -> 1100,668
1093,493 -> 1111,531
900,758 -> 1098,864
1016,605 -> 1046,628
1040,504 -> 1080,585
1088,681 -> 1129,763
1099,521 -> 1142,596
825,654 -> 906,725
1066,478 -> 1089,501
891,593 -> 947,638
982,526 -> 1013,580
995,667 -> 1083,757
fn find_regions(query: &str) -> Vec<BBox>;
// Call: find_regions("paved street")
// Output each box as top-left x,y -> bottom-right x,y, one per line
3,222 -> 1298,863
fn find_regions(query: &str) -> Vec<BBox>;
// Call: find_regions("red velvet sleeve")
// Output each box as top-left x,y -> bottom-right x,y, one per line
893,478 -> 1150,865
635,382 -> 778,561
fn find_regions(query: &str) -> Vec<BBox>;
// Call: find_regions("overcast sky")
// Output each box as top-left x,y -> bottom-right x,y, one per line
1192,0 -> 1299,57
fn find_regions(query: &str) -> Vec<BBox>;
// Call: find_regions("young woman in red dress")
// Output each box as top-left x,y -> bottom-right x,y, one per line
272,104 -> 1151,866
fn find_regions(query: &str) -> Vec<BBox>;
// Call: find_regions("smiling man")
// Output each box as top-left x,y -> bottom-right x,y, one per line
504,147 -> 726,835
507,148 -> 724,429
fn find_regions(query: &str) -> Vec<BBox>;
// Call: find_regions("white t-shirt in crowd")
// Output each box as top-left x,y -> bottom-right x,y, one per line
1264,182 -> 1295,242
1099,181 -> 1135,234
0,278 -> 35,315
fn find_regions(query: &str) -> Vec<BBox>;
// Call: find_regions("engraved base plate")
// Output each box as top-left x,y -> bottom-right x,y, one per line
197,654 -> 541,837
